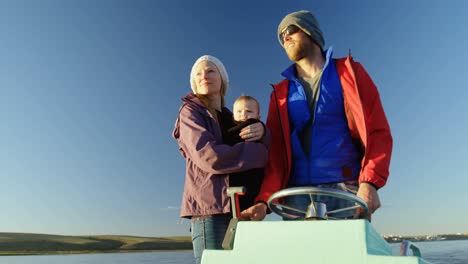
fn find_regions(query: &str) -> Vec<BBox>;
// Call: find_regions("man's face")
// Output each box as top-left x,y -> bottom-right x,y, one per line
280,25 -> 314,61
233,100 -> 260,122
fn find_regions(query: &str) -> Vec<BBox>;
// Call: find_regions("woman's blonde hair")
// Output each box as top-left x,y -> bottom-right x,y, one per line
190,55 -> 229,121
195,82 -> 226,122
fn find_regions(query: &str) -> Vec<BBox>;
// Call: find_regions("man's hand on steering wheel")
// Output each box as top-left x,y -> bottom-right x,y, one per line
353,182 -> 381,221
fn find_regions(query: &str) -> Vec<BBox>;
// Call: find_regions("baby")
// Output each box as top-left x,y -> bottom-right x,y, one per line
226,95 -> 265,212
233,95 -> 261,124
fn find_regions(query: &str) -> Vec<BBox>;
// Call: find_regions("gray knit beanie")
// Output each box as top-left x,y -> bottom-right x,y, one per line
190,55 -> 229,95
277,10 -> 325,50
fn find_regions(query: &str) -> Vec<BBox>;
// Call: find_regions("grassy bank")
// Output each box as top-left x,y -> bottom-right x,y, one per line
0,232 -> 192,255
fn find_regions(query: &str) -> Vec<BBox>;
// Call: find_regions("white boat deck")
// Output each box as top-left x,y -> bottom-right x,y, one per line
202,220 -> 430,264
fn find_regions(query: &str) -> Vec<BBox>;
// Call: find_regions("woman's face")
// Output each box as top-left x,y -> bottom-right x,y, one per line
194,61 -> 222,96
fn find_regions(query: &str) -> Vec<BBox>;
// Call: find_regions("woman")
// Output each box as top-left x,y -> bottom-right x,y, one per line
172,55 -> 269,264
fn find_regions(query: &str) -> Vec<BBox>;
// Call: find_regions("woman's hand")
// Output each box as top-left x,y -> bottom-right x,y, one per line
240,122 -> 264,142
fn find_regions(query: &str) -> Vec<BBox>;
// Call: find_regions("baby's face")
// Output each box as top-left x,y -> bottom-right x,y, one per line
233,100 -> 260,122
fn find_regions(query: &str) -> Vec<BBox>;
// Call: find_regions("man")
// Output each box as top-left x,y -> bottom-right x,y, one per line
241,10 -> 392,221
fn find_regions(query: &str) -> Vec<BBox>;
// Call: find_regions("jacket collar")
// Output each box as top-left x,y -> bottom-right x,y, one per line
280,46 -> 335,81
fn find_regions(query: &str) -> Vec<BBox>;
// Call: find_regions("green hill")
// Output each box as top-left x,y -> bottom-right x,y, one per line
0,232 -> 192,255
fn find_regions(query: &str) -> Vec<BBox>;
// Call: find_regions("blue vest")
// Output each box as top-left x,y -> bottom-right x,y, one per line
284,48 -> 362,185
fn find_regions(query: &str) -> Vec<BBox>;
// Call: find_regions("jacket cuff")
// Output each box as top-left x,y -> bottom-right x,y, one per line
360,181 -> 379,191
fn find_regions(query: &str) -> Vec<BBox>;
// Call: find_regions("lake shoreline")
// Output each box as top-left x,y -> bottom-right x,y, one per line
0,249 -> 193,256
0,232 -> 193,256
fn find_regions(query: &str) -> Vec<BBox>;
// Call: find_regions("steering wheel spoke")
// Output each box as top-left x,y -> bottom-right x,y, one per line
272,202 -> 307,214
327,204 -> 361,215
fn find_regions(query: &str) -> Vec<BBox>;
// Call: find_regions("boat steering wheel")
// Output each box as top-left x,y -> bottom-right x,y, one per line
267,187 -> 369,220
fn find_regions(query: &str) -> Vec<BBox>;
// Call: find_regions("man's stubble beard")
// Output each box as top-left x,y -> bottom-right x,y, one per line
286,42 -> 308,62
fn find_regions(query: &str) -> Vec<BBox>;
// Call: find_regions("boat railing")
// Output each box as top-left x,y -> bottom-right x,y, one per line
400,240 -> 422,257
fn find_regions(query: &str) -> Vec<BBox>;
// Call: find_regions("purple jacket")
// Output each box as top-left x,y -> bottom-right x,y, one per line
173,93 -> 269,218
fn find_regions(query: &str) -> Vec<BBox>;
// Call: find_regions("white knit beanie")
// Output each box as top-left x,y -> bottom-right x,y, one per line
190,55 -> 229,94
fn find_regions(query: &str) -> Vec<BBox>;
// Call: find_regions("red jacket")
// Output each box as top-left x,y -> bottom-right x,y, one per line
255,55 -> 393,203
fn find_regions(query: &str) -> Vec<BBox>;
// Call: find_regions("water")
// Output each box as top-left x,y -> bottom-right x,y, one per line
390,240 -> 468,264
0,240 -> 466,264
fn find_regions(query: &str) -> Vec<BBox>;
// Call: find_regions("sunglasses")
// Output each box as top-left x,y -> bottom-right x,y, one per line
280,25 -> 301,44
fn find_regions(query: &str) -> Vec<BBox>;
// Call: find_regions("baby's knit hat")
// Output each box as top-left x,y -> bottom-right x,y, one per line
190,55 -> 229,94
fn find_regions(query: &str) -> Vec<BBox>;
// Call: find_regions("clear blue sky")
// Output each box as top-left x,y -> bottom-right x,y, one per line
1,0 -> 467,237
